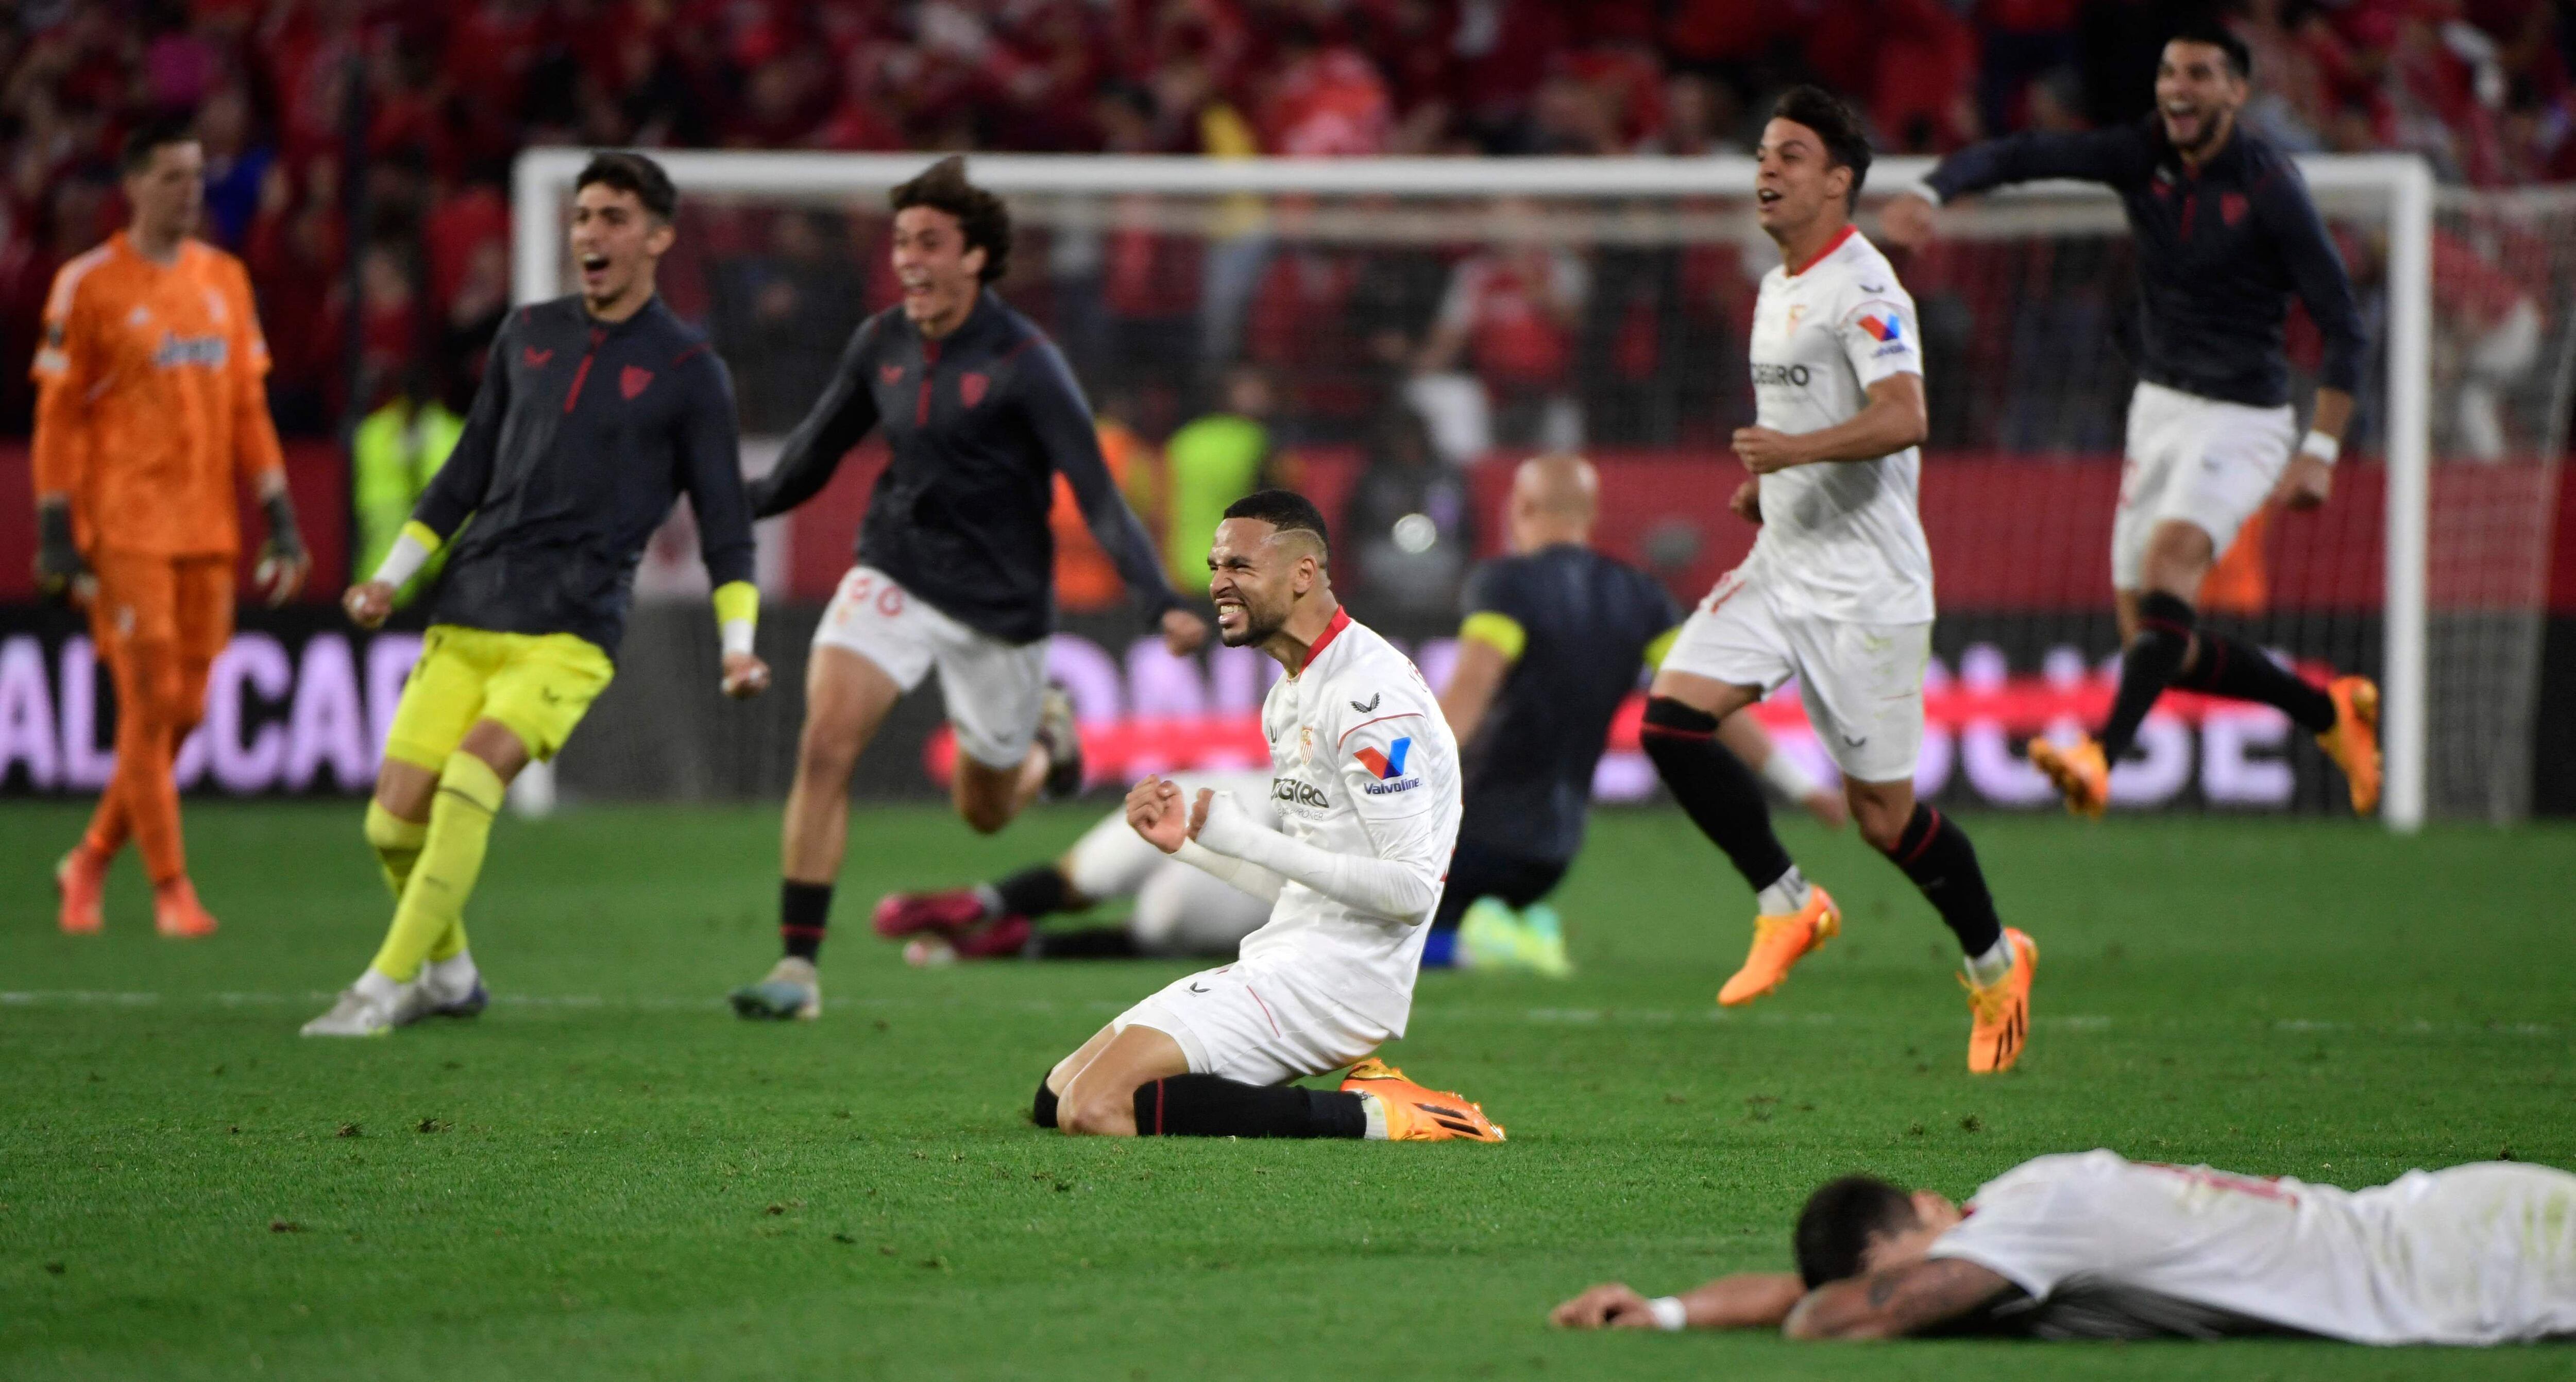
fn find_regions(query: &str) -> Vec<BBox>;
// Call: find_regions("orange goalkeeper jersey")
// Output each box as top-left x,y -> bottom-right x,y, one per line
29,231 -> 285,558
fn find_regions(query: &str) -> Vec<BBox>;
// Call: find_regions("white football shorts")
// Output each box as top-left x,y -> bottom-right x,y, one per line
1114,959 -> 1392,1087
1660,566 -> 1931,783
811,565 -> 1049,770
2113,381 -> 2298,590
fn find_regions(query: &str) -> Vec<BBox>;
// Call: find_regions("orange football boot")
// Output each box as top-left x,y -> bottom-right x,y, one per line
1716,884 -> 1839,1008
2025,735 -> 2109,818
56,847 -> 107,935
2317,676 -> 2381,816
152,877 -> 218,940
1963,928 -> 2040,1074
1341,1059 -> 1506,1142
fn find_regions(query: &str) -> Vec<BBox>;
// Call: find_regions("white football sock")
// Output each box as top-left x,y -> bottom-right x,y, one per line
427,950 -> 477,997
971,883 -> 1005,920
1358,1091 -> 1389,1140
1964,936 -> 2014,987
1756,865 -> 1810,917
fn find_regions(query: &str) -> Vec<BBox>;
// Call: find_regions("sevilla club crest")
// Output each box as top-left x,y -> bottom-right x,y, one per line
960,372 -> 989,407
621,365 -> 653,400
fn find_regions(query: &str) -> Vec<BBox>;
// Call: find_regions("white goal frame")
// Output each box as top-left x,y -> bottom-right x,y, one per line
513,148 -> 2437,831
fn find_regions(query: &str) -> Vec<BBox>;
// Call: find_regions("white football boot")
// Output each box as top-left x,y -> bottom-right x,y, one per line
300,975 -> 412,1037
728,957 -> 822,1020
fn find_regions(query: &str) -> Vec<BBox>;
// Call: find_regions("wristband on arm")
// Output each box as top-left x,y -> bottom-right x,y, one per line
2299,430 -> 2341,467
712,580 -> 760,659
371,520 -> 443,590
1647,1296 -> 1689,1332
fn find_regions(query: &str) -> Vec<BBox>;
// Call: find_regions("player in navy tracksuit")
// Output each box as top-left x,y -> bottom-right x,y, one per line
730,157 -> 1205,1021
1881,20 -> 2383,818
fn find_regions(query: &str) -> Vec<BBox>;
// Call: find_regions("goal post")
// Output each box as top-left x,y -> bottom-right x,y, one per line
512,148 -> 2529,829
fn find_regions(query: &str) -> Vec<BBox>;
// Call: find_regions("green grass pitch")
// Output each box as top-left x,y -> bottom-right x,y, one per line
4,800 -> 2572,1380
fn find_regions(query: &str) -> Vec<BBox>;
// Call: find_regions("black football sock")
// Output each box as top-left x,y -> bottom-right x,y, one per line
780,880 -> 832,962
1027,927 -> 1143,960
2098,592 -> 2195,760
1640,696 -> 1794,892
992,864 -> 1074,919
1876,804 -> 2003,960
2171,630 -> 2336,733
1032,1079 -> 1059,1129
1133,1076 -> 1368,1138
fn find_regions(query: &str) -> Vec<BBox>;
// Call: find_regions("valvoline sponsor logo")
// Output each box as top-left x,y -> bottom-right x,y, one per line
1356,737 -> 1419,795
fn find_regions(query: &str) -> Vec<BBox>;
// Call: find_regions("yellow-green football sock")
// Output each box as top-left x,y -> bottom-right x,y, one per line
363,799 -> 428,899
369,753 -> 505,982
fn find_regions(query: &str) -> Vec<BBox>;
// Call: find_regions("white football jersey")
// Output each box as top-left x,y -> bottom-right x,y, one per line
1234,608 -> 1461,1033
1926,1150 -> 2576,1344
1741,226 -> 1936,625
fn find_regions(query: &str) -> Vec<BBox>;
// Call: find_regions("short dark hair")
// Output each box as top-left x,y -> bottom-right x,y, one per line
2166,19 -> 2253,81
120,114 -> 199,175
576,151 -> 678,222
890,156 -> 1012,283
1793,1175 -> 1919,1289
1769,86 -> 1872,214
1222,489 -> 1330,552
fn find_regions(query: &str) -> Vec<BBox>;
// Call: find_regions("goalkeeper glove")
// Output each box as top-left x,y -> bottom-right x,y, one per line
34,497 -> 88,602
260,489 -> 307,567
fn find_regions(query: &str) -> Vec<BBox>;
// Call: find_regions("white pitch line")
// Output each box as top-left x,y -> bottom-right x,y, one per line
0,990 -> 2558,1037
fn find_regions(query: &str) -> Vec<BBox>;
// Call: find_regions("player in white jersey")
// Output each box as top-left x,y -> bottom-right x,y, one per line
1030,490 -> 1505,1142
1554,1149 -> 2576,1345
870,771 -> 1279,965
1637,87 -> 2037,1073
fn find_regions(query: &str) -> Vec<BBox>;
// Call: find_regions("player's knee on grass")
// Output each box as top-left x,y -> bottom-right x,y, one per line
1058,1083 -> 1138,1137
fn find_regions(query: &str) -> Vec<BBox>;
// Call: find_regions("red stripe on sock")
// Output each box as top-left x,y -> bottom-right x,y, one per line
1898,808 -> 1943,866
1638,724 -> 1714,742
1153,1080 -> 1165,1135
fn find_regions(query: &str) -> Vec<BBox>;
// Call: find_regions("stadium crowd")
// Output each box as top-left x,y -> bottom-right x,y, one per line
0,1 -> 2568,469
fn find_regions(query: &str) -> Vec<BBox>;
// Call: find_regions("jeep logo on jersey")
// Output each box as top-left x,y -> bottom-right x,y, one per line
1272,777 -> 1329,810
621,365 -> 653,400
1752,363 -> 1811,387
152,333 -> 228,369
960,372 -> 989,407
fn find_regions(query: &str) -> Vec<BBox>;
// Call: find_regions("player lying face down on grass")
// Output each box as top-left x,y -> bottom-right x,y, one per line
1033,490 -> 1505,1141
1552,1150 -> 2576,1344
725,157 -> 1204,1023
306,151 -> 769,1036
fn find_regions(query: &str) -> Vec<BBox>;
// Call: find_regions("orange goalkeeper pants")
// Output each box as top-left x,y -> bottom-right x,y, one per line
81,552 -> 233,885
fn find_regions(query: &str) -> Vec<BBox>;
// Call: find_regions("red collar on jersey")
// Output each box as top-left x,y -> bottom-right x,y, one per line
1788,223 -> 1859,279
1296,605 -> 1352,675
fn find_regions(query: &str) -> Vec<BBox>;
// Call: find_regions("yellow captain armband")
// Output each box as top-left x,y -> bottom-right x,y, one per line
1459,611 -> 1527,662
1643,626 -> 1681,671
713,581 -> 760,658
399,520 -> 445,554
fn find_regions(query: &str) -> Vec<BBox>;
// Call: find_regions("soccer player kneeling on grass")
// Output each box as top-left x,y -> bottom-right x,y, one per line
303,151 -> 770,1037
1035,491 -> 1504,1141
1554,1150 -> 2576,1344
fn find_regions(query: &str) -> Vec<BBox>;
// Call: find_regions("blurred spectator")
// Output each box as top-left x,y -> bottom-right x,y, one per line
1160,364 -> 1282,594
2435,226 -> 2547,459
1342,406 -> 1475,622
349,364 -> 464,599
708,209 -> 868,432
1417,202 -> 1588,452
194,86 -> 270,249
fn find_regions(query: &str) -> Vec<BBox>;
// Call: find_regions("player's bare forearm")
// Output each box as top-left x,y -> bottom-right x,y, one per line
1735,376 -> 1927,474
1781,1258 -> 2010,1340
2310,388 -> 2354,442
1551,1274 -> 1804,1331
1438,638 -> 1512,745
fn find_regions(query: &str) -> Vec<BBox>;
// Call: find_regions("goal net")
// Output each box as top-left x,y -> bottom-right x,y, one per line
513,151 -> 2574,827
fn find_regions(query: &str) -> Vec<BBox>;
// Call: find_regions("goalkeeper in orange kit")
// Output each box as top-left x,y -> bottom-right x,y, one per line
33,115 -> 309,939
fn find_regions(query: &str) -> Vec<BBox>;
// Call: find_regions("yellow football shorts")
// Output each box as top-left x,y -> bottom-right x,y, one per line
382,624 -> 615,770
